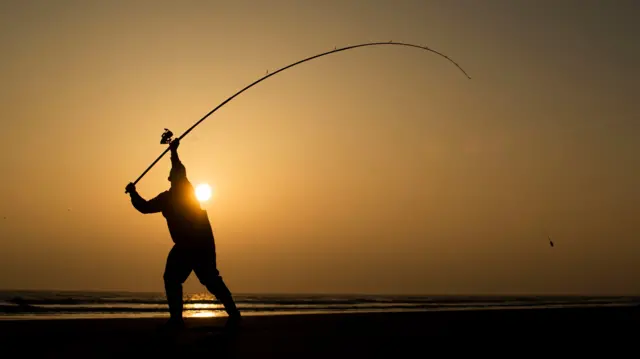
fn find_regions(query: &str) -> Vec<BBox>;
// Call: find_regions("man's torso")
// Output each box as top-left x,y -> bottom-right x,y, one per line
158,190 -> 215,248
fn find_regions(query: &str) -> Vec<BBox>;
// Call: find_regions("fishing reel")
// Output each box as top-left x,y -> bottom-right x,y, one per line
160,128 -> 174,145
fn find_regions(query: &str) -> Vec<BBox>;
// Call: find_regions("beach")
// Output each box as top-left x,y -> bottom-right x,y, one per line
1,305 -> 638,357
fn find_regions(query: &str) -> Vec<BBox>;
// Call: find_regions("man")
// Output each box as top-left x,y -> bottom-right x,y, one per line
125,138 -> 240,330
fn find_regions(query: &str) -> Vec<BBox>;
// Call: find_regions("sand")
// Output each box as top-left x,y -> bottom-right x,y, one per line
1,306 -> 638,357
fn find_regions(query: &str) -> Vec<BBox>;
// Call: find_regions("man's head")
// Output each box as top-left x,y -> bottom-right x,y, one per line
168,164 -> 187,184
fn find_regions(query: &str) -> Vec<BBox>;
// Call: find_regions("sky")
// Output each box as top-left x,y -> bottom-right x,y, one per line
0,0 -> 638,295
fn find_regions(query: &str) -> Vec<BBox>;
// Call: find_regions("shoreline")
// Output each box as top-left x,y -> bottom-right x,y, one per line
1,305 -> 638,357
0,301 -> 637,321
0,301 -> 640,322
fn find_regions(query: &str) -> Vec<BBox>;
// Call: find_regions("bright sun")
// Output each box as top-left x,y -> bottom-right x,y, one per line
195,183 -> 212,202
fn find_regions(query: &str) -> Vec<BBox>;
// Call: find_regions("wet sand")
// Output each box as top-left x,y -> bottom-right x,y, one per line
1,306 -> 638,358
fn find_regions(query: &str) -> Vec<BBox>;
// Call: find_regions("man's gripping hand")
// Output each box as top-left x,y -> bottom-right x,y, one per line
125,182 -> 137,194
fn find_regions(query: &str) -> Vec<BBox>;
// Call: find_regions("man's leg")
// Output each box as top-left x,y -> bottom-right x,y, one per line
193,248 -> 241,318
207,275 -> 241,318
163,245 -> 193,326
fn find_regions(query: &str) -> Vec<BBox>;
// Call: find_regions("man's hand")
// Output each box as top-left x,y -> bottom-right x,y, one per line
125,182 -> 137,194
169,138 -> 180,151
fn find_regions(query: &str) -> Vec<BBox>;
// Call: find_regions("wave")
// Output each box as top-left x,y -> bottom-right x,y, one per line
2,291 -> 637,306
1,291 -> 637,318
2,302 -> 636,315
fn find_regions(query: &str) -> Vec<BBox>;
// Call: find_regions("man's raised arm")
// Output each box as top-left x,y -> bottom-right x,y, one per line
125,183 -> 166,214
170,138 -> 182,168
168,138 -> 189,184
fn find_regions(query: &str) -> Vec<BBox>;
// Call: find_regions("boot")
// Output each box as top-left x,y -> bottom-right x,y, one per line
163,280 -> 186,331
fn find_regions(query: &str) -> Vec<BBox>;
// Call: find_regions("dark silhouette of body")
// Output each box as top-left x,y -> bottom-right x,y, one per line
125,139 -> 240,329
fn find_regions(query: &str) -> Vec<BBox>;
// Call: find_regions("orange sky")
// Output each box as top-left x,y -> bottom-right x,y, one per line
1,0 -> 638,295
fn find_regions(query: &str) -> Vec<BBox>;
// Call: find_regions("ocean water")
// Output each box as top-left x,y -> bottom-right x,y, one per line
0,291 -> 637,320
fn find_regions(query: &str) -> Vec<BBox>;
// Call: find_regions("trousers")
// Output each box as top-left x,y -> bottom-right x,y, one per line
163,244 -> 239,319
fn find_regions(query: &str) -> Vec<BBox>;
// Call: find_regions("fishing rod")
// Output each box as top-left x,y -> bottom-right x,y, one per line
125,41 -> 471,193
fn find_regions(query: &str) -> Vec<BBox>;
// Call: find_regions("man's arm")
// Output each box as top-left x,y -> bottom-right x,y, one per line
170,138 -> 182,167
125,183 -> 167,214
169,138 -> 188,183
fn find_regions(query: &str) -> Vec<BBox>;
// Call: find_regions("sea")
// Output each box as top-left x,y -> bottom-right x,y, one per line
1,290 -> 638,320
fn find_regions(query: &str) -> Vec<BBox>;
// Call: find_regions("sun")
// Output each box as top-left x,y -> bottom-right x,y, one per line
195,183 -> 212,202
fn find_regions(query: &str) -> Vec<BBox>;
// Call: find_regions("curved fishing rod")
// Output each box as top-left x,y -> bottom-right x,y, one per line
126,41 -> 471,192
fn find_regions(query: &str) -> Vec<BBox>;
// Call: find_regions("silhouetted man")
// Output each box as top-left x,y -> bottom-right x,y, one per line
125,139 -> 240,330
